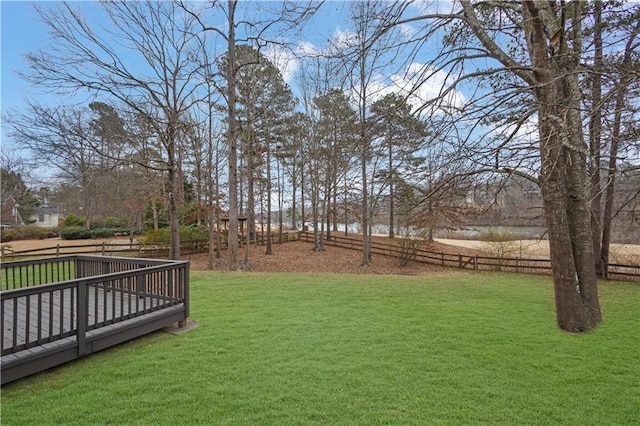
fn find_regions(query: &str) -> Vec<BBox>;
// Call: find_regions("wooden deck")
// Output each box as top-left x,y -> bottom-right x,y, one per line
1,256 -> 189,385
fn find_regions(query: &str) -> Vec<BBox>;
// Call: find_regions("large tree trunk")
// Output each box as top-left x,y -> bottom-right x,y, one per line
291,164 -> 298,232
360,58 -> 371,266
266,136 -> 273,255
388,142 -> 395,239
167,139 -> 180,260
311,190 -> 324,252
226,0 -> 239,270
522,1 -> 601,331
589,1 -> 604,277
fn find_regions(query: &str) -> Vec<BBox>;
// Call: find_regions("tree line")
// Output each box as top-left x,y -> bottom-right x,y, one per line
2,1 -> 639,332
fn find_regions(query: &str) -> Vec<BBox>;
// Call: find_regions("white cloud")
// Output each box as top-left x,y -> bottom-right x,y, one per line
328,27 -> 359,53
386,62 -> 467,116
264,46 -> 299,83
297,41 -> 318,57
333,61 -> 468,118
411,0 -> 457,15
398,23 -> 418,39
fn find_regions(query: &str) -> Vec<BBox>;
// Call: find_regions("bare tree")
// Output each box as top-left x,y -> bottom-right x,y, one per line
8,103 -> 102,228
20,1 -> 204,259
341,1 -> 405,266
0,151 -> 41,224
181,0 -> 318,269
597,10 -> 640,278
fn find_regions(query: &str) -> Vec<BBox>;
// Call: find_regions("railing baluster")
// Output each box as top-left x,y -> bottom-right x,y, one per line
94,280 -> 99,328
111,279 -> 116,323
119,278 -> 124,320
12,298 -> 18,349
70,287 -> 75,334
102,281 -> 107,324
37,293 -> 42,343
128,276 -> 132,318
59,288 -> 65,338
25,295 -> 31,345
48,291 -> 54,340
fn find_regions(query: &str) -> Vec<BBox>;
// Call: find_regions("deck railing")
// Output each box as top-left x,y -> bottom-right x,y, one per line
1,255 -> 189,357
1,257 -> 77,290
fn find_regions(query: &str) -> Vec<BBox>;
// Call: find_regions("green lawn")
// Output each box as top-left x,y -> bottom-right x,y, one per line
1,271 -> 639,425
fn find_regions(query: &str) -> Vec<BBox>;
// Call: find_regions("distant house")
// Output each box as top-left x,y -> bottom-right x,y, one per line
0,195 -> 25,228
29,206 -> 64,228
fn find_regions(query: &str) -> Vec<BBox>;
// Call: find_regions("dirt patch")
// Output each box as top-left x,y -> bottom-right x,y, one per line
185,240 -> 455,275
435,238 -> 640,265
1,236 -> 460,275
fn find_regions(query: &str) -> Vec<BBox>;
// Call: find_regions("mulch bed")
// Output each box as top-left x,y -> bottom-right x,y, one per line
185,236 -> 479,275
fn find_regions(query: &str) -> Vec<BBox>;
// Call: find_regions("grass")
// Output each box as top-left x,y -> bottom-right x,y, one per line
1,271 -> 639,425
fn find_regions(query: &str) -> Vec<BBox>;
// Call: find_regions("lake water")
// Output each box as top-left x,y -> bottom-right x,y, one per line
299,222 -> 548,241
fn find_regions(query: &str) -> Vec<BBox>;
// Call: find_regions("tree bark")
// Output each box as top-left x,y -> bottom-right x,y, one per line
388,142 -> 395,239
266,134 -> 273,255
226,0 -> 239,271
167,131 -> 180,260
521,0 -> 601,331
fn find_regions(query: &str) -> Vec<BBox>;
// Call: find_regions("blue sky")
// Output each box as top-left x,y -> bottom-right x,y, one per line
0,1 -> 351,107
1,1 -> 48,112
0,1 -> 462,160
0,1 -> 356,152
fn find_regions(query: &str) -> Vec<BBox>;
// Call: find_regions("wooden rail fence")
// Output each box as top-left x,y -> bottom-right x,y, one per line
299,232 -> 640,282
1,231 -> 638,282
0,232 -> 300,261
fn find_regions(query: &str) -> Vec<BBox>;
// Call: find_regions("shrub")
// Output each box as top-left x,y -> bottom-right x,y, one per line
480,228 -> 519,270
481,228 -> 518,243
141,228 -> 171,244
397,228 -> 429,267
0,226 -> 58,242
181,225 -> 209,242
0,230 -> 15,243
63,214 -> 85,228
91,216 -> 129,229
60,226 -> 141,240
141,226 -> 210,245
60,226 -> 93,240
91,228 -> 116,239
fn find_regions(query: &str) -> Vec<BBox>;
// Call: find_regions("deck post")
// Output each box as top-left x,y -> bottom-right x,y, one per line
77,281 -> 88,355
179,264 -> 190,328
136,274 -> 145,298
